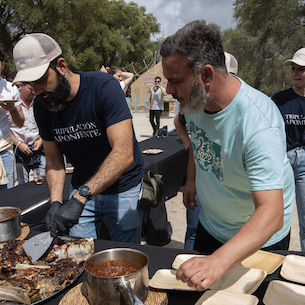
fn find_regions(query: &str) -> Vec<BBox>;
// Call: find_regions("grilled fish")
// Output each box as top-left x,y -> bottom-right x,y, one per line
0,236 -> 94,304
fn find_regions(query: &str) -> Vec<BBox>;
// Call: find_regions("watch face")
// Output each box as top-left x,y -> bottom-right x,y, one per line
79,185 -> 90,196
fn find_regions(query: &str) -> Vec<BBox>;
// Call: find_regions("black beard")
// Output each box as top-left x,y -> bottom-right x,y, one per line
39,71 -> 71,112
180,76 -> 209,115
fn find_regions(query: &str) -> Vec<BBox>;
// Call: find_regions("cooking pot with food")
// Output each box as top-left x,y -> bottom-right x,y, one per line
0,206 -> 21,242
84,248 -> 149,305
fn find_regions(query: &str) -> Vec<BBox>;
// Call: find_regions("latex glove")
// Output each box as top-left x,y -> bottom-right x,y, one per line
50,197 -> 84,236
44,201 -> 62,231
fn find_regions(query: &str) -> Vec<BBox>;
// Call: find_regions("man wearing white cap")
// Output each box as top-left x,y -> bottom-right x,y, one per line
12,33 -> 144,243
272,48 -> 305,251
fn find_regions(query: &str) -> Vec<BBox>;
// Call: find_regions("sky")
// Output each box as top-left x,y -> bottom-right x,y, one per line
125,0 -> 237,39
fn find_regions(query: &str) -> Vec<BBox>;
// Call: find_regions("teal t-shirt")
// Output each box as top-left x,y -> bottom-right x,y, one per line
185,78 -> 294,247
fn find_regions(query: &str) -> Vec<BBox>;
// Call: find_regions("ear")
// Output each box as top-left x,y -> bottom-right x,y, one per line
199,65 -> 214,89
56,57 -> 67,76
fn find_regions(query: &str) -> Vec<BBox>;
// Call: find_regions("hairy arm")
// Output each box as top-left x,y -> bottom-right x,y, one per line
73,118 -> 134,203
43,140 -> 66,203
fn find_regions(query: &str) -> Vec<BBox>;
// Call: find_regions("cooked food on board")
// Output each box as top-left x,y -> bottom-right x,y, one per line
142,149 -> 163,155
0,236 -> 94,304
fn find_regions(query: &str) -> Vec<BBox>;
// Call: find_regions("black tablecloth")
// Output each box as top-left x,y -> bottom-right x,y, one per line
139,131 -> 188,199
0,132 -> 188,244
21,232 -> 305,305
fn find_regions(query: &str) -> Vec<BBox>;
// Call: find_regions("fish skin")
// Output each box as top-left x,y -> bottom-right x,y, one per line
0,237 -> 94,304
44,237 -> 94,264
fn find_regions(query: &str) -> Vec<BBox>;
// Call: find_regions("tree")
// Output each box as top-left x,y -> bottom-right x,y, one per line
222,0 -> 305,95
0,0 -> 160,77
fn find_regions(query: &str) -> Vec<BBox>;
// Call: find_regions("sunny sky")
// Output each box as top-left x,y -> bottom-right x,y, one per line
125,0 -> 237,39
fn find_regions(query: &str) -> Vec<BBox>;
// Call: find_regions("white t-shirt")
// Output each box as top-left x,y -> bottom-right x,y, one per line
185,77 -> 294,247
10,100 -> 40,145
150,86 -> 165,111
120,80 -> 125,91
0,78 -> 21,141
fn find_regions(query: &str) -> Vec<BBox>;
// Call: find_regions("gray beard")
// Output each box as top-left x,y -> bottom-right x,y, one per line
180,77 -> 209,115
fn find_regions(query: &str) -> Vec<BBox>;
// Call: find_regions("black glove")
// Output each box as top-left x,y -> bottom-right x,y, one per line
44,201 -> 62,231
50,197 -> 85,237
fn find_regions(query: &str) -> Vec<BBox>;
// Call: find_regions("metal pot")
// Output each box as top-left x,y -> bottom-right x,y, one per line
85,248 -> 149,305
0,206 -> 21,242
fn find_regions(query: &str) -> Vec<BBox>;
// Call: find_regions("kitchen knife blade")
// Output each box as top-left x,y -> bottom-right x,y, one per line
22,231 -> 54,263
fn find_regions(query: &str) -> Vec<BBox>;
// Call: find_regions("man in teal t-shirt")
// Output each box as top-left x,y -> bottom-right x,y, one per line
160,21 -> 295,292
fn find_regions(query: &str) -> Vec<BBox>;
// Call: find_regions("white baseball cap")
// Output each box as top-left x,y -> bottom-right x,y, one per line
224,52 -> 238,75
284,48 -> 305,67
13,33 -> 62,84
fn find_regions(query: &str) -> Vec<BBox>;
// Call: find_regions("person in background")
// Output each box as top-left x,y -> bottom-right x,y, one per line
100,65 -> 134,94
149,76 -> 167,136
161,20 -> 294,291
10,82 -> 45,184
272,48 -> 305,251
0,46 -> 24,190
12,33 -> 144,243
175,51 -> 239,250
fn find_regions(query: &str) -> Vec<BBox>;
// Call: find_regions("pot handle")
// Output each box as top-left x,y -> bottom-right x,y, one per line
118,280 -> 145,305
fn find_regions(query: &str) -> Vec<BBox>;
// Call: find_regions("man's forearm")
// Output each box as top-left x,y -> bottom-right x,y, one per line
212,190 -> 284,274
10,106 -> 24,127
46,163 -> 66,203
74,147 -> 133,203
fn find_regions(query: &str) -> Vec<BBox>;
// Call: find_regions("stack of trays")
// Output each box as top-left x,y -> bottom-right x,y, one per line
149,251 -> 286,305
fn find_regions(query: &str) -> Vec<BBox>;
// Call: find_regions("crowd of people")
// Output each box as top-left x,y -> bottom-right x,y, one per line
0,19 -> 304,292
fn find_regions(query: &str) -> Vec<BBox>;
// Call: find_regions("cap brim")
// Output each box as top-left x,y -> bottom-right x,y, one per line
13,63 -> 50,84
284,59 -> 305,67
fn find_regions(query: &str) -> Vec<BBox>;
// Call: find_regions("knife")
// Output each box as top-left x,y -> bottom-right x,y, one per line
22,231 -> 54,263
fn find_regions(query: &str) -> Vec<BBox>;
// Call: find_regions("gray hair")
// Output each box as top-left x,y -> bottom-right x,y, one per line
160,20 -> 226,75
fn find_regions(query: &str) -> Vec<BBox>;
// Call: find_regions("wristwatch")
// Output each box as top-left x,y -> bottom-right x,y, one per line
78,185 -> 94,200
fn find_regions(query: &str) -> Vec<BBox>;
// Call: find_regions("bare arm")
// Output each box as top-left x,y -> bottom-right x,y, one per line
174,114 -> 191,150
3,103 -> 24,127
177,189 -> 284,290
183,144 -> 197,211
160,86 -> 167,96
73,119 -> 134,203
43,140 -> 66,203
121,71 -> 134,89
10,132 -> 33,156
99,65 -> 107,73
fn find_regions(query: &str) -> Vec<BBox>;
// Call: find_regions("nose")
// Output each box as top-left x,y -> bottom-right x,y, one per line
31,83 -> 43,95
166,82 -> 176,95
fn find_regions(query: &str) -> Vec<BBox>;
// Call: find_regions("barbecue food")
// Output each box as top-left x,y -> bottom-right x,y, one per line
0,236 -> 94,304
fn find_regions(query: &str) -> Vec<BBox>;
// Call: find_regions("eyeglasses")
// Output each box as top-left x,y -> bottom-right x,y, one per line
155,80 -> 160,83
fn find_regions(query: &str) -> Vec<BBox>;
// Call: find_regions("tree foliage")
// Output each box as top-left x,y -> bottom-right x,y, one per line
0,0 -> 160,78
223,0 -> 305,95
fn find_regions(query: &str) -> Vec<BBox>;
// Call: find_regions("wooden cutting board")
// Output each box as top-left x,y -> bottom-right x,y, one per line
59,282 -> 168,305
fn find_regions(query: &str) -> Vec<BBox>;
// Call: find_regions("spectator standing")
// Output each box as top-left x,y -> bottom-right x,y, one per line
10,82 -> 45,184
160,20 -> 294,291
0,46 -> 24,190
272,48 -> 305,251
100,65 -> 134,94
149,76 -> 167,136
13,33 -> 144,243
